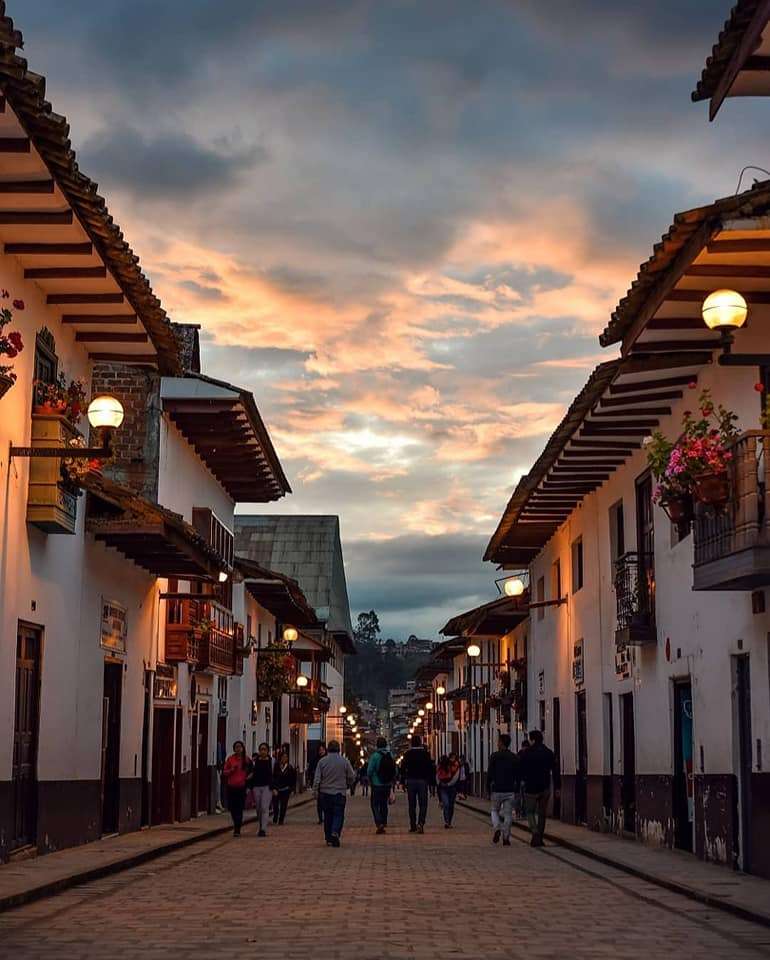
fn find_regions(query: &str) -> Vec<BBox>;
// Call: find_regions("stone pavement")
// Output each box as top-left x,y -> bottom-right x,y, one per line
2,795 -> 770,960
460,798 -> 770,927
0,798 -> 312,911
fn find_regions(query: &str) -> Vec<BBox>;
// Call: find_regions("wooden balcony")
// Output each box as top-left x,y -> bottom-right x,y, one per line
693,431 -> 770,590
165,598 -> 237,675
288,686 -> 330,725
614,551 -> 656,646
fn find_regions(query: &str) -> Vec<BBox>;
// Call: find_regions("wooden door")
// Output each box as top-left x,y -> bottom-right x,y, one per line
12,625 -> 42,851
621,692 -> 636,834
100,662 -> 123,835
735,655 -> 753,872
673,681 -> 694,852
174,705 -> 184,821
151,708 -> 174,825
197,706 -> 209,814
575,691 -> 588,824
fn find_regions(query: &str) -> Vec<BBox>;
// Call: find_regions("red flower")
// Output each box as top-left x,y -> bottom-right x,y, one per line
688,381 -> 697,389
12,299 -> 24,310
5,346 -> 16,358
8,331 -> 22,350
755,382 -> 765,393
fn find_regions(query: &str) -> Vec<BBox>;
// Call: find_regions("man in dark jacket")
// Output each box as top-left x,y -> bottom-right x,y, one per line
401,735 -> 435,833
518,729 -> 560,846
488,733 -> 520,846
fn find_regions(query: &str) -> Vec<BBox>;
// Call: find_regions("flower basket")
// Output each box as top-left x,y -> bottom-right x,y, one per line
659,493 -> 694,525
693,472 -> 730,508
0,371 -> 14,400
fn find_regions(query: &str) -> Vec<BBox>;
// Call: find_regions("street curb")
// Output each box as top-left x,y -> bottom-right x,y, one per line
457,800 -> 770,930
0,796 -> 313,915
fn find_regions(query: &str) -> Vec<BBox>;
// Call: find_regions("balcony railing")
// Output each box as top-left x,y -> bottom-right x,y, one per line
165,597 -> 237,675
693,431 -> 770,590
614,551 -> 656,646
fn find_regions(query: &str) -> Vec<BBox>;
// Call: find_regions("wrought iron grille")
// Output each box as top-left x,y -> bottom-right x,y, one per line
614,551 -> 655,631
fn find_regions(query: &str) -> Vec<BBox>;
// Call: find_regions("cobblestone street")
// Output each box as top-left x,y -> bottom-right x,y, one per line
1,796 -> 769,960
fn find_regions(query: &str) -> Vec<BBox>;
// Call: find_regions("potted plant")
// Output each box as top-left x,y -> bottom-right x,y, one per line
679,390 -> 738,509
647,432 -> 694,524
33,373 -> 88,423
0,296 -> 24,398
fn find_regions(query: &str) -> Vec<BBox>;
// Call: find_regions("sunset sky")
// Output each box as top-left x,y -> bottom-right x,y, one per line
20,1 -> 764,638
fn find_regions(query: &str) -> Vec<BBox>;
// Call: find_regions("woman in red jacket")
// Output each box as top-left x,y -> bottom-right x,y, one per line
221,741 -> 252,837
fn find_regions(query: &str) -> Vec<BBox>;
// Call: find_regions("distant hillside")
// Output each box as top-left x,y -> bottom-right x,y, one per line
344,640 -> 431,708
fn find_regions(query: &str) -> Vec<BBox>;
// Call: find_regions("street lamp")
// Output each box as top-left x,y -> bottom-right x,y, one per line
702,288 -> 747,332
418,708 -> 425,717
340,705 -> 347,715
11,394 -> 125,461
296,674 -> 309,688
425,702 -> 433,711
283,626 -> 299,643
504,577 -> 525,597
436,685 -> 445,696
467,643 -> 481,658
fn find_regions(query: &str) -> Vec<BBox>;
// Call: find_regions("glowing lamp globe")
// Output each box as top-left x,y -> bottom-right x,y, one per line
504,577 -> 525,597
296,674 -> 309,688
702,289 -> 748,331
283,626 -> 299,643
418,709 -> 425,717
436,685 -> 446,696
87,395 -> 124,430
425,702 -> 434,711
218,570 -> 229,583
340,705 -> 347,715
467,643 -> 481,658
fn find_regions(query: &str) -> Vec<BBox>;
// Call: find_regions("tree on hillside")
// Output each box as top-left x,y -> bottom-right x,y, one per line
354,610 -> 381,646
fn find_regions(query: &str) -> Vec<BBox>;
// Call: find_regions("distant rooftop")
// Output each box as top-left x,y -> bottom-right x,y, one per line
235,515 -> 353,642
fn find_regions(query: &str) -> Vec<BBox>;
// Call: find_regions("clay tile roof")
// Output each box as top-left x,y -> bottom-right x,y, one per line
599,180 -> 770,348
0,2 -> 181,372
692,0 -> 770,114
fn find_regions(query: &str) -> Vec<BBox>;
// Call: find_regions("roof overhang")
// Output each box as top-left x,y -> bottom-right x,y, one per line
161,374 -> 290,503
440,595 -> 529,637
331,629 -> 356,656
692,0 -> 770,119
84,473 -> 230,579
0,7 -> 179,372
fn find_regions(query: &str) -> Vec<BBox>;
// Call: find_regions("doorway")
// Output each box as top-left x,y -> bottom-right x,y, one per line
621,692 -> 636,834
190,709 -> 199,816
100,662 -> 123,835
197,705 -> 209,814
12,624 -> 42,852
575,691 -> 588,825
174,705 -> 184,821
552,697 -> 562,820
140,671 -> 152,827
734,655 -> 753,872
673,680 -> 694,851
151,707 -> 175,825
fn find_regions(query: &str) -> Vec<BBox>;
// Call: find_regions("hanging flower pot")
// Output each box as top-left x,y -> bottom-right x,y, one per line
659,493 -> 694,525
693,471 -> 730,508
0,371 -> 14,400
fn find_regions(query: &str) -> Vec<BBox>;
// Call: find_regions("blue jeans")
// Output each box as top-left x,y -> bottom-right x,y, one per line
437,784 -> 457,825
406,778 -> 428,828
320,792 -> 347,841
370,784 -> 391,826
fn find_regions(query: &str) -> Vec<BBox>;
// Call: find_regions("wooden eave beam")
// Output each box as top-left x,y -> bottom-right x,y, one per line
581,425 -> 655,436
685,264 -> 770,279
646,317 -> 707,331
0,137 -> 30,152
25,266 -> 107,279
6,241 -> 92,255
666,289 -> 770,305
75,331 -> 148,343
48,293 -> 124,305
570,439 -> 639,450
62,314 -> 137,325
609,374 -> 694,394
0,210 -> 73,225
88,353 -> 158,363
590,408 -> 671,419
619,219 -> 719,355
631,338 -> 721,352
707,237 -> 770,254
0,180 -> 54,193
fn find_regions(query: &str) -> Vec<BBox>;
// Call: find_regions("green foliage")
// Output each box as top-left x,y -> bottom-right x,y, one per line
354,610 -> 381,645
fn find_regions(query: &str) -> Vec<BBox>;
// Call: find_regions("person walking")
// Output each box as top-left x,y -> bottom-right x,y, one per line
401,735 -> 435,834
272,749 -> 297,825
248,742 -> 274,837
458,754 -> 471,798
515,735 -> 530,819
358,762 -> 370,797
221,741 -> 252,837
308,744 -> 327,824
435,752 -> 461,828
518,729 -> 560,847
488,733 -> 520,847
313,740 -> 357,847
367,737 -> 397,834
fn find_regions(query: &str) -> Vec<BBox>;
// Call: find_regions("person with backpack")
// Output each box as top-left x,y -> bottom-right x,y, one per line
435,752 -> 461,828
367,736 -> 396,834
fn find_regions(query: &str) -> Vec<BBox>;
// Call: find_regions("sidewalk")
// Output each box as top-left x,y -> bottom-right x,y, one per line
0,796 -> 312,914
460,799 -> 770,928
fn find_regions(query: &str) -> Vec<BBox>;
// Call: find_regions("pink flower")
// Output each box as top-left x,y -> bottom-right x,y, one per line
12,299 -> 24,310
8,331 -> 22,351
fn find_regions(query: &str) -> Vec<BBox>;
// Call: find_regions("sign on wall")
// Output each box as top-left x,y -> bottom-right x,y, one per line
100,598 -> 127,654
537,669 -> 545,697
572,638 -> 584,687
615,641 -> 632,681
